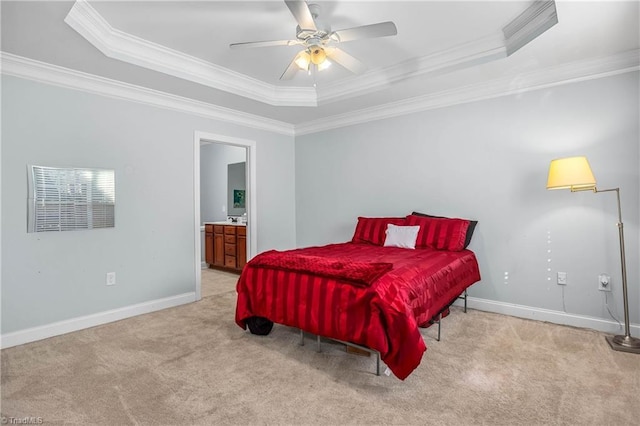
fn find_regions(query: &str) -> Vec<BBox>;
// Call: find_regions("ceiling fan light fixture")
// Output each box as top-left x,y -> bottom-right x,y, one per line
309,46 -> 327,65
232,1 -> 397,81
294,51 -> 311,70
317,59 -> 331,71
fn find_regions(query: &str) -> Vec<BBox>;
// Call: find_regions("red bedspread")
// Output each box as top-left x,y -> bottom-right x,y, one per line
248,250 -> 392,286
235,242 -> 481,380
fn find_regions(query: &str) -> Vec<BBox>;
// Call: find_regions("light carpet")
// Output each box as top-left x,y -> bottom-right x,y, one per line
1,269 -> 639,425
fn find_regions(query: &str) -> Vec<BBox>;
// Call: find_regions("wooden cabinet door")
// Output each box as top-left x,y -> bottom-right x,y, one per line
205,232 -> 214,265
237,234 -> 247,270
213,232 -> 224,266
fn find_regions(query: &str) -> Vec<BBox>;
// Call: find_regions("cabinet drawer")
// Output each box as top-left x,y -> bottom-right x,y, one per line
224,226 -> 236,235
205,224 -> 213,233
213,225 -> 224,234
224,234 -> 235,244
237,226 -> 246,236
225,255 -> 236,268
225,243 -> 236,256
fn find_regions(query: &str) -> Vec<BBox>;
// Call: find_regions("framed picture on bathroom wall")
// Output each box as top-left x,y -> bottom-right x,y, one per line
233,189 -> 245,208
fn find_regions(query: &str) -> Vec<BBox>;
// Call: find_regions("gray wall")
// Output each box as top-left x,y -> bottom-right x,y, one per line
1,75 -> 296,334
2,69 -> 638,339
200,143 -> 246,223
295,72 -> 640,325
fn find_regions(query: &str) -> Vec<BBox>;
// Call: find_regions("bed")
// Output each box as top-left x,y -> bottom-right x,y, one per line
235,214 -> 481,380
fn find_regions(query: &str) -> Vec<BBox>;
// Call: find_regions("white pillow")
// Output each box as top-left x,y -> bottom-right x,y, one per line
383,224 -> 420,249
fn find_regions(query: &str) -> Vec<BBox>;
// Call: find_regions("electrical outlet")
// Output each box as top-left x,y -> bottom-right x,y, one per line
598,273 -> 611,292
557,272 -> 567,285
106,272 -> 116,286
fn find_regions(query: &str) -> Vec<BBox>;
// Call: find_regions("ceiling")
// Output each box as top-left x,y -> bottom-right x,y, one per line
1,1 -> 639,132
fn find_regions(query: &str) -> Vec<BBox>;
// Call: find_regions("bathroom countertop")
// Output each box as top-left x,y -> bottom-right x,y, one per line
203,221 -> 246,226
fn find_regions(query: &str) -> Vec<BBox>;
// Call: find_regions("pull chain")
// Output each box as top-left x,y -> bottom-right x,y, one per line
311,64 -> 317,88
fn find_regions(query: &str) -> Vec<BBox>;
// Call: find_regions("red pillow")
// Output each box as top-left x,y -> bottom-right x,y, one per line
405,214 -> 470,251
411,211 -> 477,249
351,217 -> 407,246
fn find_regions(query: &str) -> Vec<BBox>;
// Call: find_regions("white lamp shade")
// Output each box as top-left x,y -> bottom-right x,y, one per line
309,46 -> 327,65
294,51 -> 311,70
547,156 -> 597,191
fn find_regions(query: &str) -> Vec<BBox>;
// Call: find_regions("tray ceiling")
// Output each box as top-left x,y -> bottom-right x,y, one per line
1,1 -> 638,131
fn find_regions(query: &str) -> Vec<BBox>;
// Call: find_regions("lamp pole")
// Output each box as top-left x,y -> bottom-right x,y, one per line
593,187 -> 640,353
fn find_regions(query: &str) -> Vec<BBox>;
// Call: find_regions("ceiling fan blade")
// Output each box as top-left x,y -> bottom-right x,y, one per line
280,52 -> 304,80
285,0 -> 317,31
325,47 -> 367,74
331,21 -> 397,43
230,39 -> 300,49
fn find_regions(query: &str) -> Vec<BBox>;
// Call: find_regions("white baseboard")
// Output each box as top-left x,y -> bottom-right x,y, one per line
0,292 -> 196,349
3,293 -> 636,349
454,296 -> 640,335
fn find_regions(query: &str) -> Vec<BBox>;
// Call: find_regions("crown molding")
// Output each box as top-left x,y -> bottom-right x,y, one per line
3,49 -> 636,139
64,0 -> 317,107
295,49 -> 640,136
63,0 -> 559,109
317,33 -> 507,105
318,0 -> 557,105
0,52 -> 295,136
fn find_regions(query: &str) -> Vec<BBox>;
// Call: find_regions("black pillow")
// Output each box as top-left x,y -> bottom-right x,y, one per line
411,211 -> 477,249
246,316 -> 274,335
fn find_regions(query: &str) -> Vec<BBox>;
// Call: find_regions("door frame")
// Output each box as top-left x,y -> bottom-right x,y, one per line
193,131 -> 257,300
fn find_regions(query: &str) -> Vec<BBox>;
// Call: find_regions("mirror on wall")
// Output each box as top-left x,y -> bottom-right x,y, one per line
200,143 -> 245,222
227,161 -> 246,216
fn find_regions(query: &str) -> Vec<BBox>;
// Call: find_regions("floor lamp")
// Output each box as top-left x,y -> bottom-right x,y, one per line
547,156 -> 640,354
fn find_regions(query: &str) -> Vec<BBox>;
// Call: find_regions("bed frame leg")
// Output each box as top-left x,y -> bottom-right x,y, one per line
456,289 -> 469,313
437,313 -> 442,342
308,335 -> 382,377
299,329 -> 305,346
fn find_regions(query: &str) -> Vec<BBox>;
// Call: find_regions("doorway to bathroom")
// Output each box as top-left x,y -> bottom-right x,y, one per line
193,131 -> 257,300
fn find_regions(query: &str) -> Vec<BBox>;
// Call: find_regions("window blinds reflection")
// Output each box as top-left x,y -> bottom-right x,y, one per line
27,165 -> 115,232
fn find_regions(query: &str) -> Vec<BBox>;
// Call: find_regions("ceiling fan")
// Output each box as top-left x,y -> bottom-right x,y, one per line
229,0 -> 398,81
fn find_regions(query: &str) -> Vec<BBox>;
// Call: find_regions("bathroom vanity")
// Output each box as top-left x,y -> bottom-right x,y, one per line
204,222 -> 247,272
